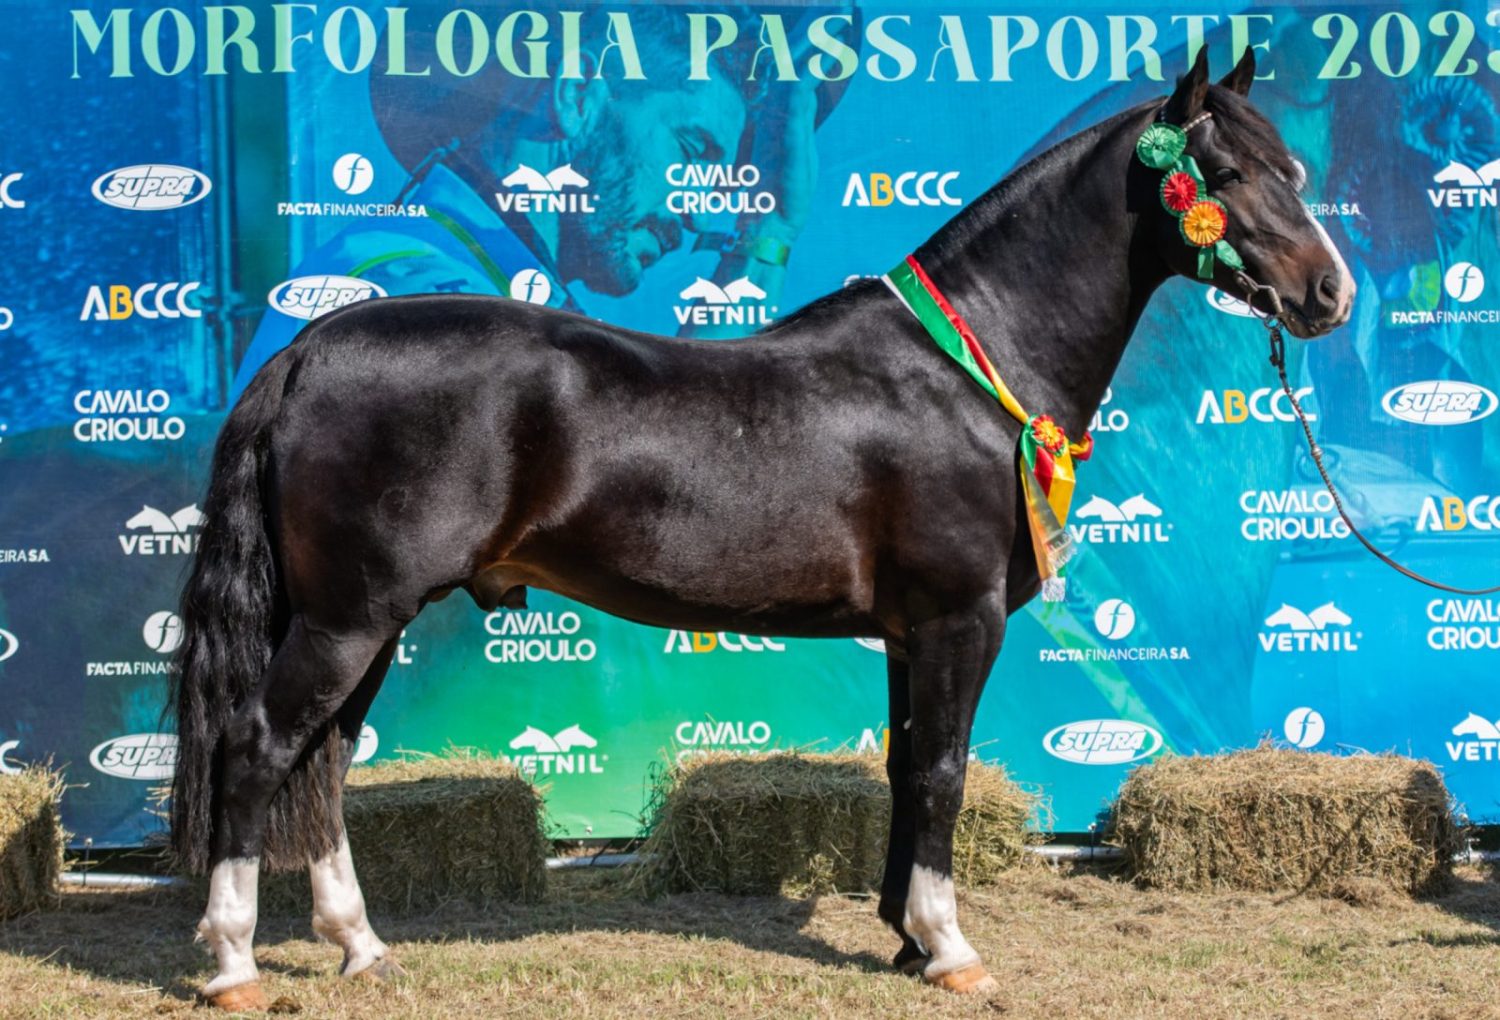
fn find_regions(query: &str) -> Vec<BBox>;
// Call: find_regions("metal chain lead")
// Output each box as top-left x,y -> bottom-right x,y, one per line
1262,313 -> 1500,596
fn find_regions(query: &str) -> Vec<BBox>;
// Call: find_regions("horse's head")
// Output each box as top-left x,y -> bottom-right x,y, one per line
1143,50 -> 1354,339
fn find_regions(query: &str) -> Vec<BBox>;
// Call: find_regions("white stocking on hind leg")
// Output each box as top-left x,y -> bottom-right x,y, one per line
310,832 -> 401,979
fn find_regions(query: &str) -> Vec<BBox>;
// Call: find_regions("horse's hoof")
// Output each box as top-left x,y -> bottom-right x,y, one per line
926,962 -> 999,995
199,981 -> 269,1011
350,955 -> 406,982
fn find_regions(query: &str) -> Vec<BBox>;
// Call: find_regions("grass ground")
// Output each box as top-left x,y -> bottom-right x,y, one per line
3,862 -> 1499,1019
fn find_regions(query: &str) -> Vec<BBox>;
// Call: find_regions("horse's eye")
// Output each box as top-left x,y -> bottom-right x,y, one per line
1215,167 -> 1244,187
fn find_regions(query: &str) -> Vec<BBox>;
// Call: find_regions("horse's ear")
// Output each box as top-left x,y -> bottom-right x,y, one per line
1162,48 -> 1210,124
1219,48 -> 1256,96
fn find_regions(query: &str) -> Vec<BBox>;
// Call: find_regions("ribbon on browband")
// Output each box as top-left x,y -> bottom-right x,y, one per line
1136,110 -> 1246,280
884,255 -> 1092,602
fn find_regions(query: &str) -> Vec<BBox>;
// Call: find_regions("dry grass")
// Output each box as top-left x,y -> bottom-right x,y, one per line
634,753 -> 1040,896
0,767 -> 65,920
254,750 -> 548,915
3,860 -> 1500,1018
1114,747 -> 1461,895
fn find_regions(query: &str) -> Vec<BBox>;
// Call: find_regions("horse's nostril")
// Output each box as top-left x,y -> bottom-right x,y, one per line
1317,273 -> 1340,307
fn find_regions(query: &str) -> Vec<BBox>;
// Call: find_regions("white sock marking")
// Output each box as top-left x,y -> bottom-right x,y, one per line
310,833 -> 389,976
197,857 -> 260,996
903,863 -> 982,977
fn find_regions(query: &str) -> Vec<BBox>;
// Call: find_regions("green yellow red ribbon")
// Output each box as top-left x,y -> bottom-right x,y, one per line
883,255 -> 1091,601
1136,120 -> 1245,280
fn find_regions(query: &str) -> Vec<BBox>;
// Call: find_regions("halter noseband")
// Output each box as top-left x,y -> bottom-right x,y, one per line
1136,108 -> 1245,280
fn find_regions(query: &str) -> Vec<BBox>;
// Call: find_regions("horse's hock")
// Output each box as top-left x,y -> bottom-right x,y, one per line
635,753 -> 1041,896
255,752 -> 549,915
0,767 -> 65,919
1113,746 -> 1461,895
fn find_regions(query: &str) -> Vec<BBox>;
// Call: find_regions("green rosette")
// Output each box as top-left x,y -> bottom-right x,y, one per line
1136,123 -> 1187,170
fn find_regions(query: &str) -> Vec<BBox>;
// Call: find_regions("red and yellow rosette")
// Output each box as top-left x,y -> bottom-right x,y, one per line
1180,198 -> 1228,247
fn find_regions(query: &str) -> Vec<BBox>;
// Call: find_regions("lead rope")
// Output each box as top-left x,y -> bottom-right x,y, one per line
1240,273 -> 1500,596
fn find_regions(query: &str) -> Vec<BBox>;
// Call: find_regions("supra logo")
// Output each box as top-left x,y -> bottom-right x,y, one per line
666,163 -> 774,216
1070,494 -> 1171,544
0,628 -> 17,663
1259,602 -> 1359,653
270,276 -> 385,320
1043,719 -> 1163,765
484,609 -> 595,664
143,611 -> 184,654
1417,495 -> 1500,532
1283,707 -> 1325,748
121,503 -> 204,555
1093,599 -> 1136,641
1447,711 -> 1500,761
841,171 -> 960,207
92,165 -> 211,210
1445,262 -> 1485,302
1382,381 -> 1497,426
0,172 -> 24,209
1427,598 -> 1500,651
505,724 -> 606,775
496,163 -> 596,213
1429,159 -> 1500,208
1206,287 -> 1256,317
332,153 -> 373,196
663,631 -> 785,654
674,276 -> 772,327
1197,388 -> 1316,424
73,388 -> 185,443
81,282 -> 201,321
509,268 -> 552,305
89,733 -> 178,779
353,724 -> 378,764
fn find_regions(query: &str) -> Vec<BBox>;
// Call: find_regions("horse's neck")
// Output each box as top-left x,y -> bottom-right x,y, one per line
912,107 -> 1166,439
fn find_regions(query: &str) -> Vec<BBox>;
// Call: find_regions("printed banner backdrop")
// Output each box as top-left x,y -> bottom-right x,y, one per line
1,0 -> 1498,847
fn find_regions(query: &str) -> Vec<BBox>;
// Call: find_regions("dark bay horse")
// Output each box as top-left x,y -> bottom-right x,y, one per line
172,51 -> 1353,1008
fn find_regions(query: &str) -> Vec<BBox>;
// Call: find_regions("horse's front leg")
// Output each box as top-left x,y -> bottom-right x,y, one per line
899,592 -> 1004,993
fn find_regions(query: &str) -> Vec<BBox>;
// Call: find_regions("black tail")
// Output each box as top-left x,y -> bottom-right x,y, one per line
168,348 -> 342,874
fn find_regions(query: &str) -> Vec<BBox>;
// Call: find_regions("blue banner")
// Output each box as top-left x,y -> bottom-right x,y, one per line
1,1 -> 1497,845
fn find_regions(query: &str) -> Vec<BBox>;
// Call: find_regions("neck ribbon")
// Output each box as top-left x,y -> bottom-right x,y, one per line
883,254 -> 1091,602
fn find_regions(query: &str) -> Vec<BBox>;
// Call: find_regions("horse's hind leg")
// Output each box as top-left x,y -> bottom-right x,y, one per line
197,618 -> 396,1007
309,638 -> 402,980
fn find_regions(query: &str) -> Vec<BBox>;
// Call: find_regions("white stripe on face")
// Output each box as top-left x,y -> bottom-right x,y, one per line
197,856 -> 260,996
1301,204 -> 1356,322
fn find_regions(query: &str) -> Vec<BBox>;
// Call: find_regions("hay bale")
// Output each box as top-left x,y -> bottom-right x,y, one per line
257,750 -> 548,915
0,767 -> 65,919
635,752 -> 1039,896
1112,746 -> 1460,895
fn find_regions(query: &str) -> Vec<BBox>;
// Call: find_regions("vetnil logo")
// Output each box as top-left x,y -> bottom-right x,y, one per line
1258,602 -> 1359,653
1069,494 -> 1171,544
505,724 -> 605,776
